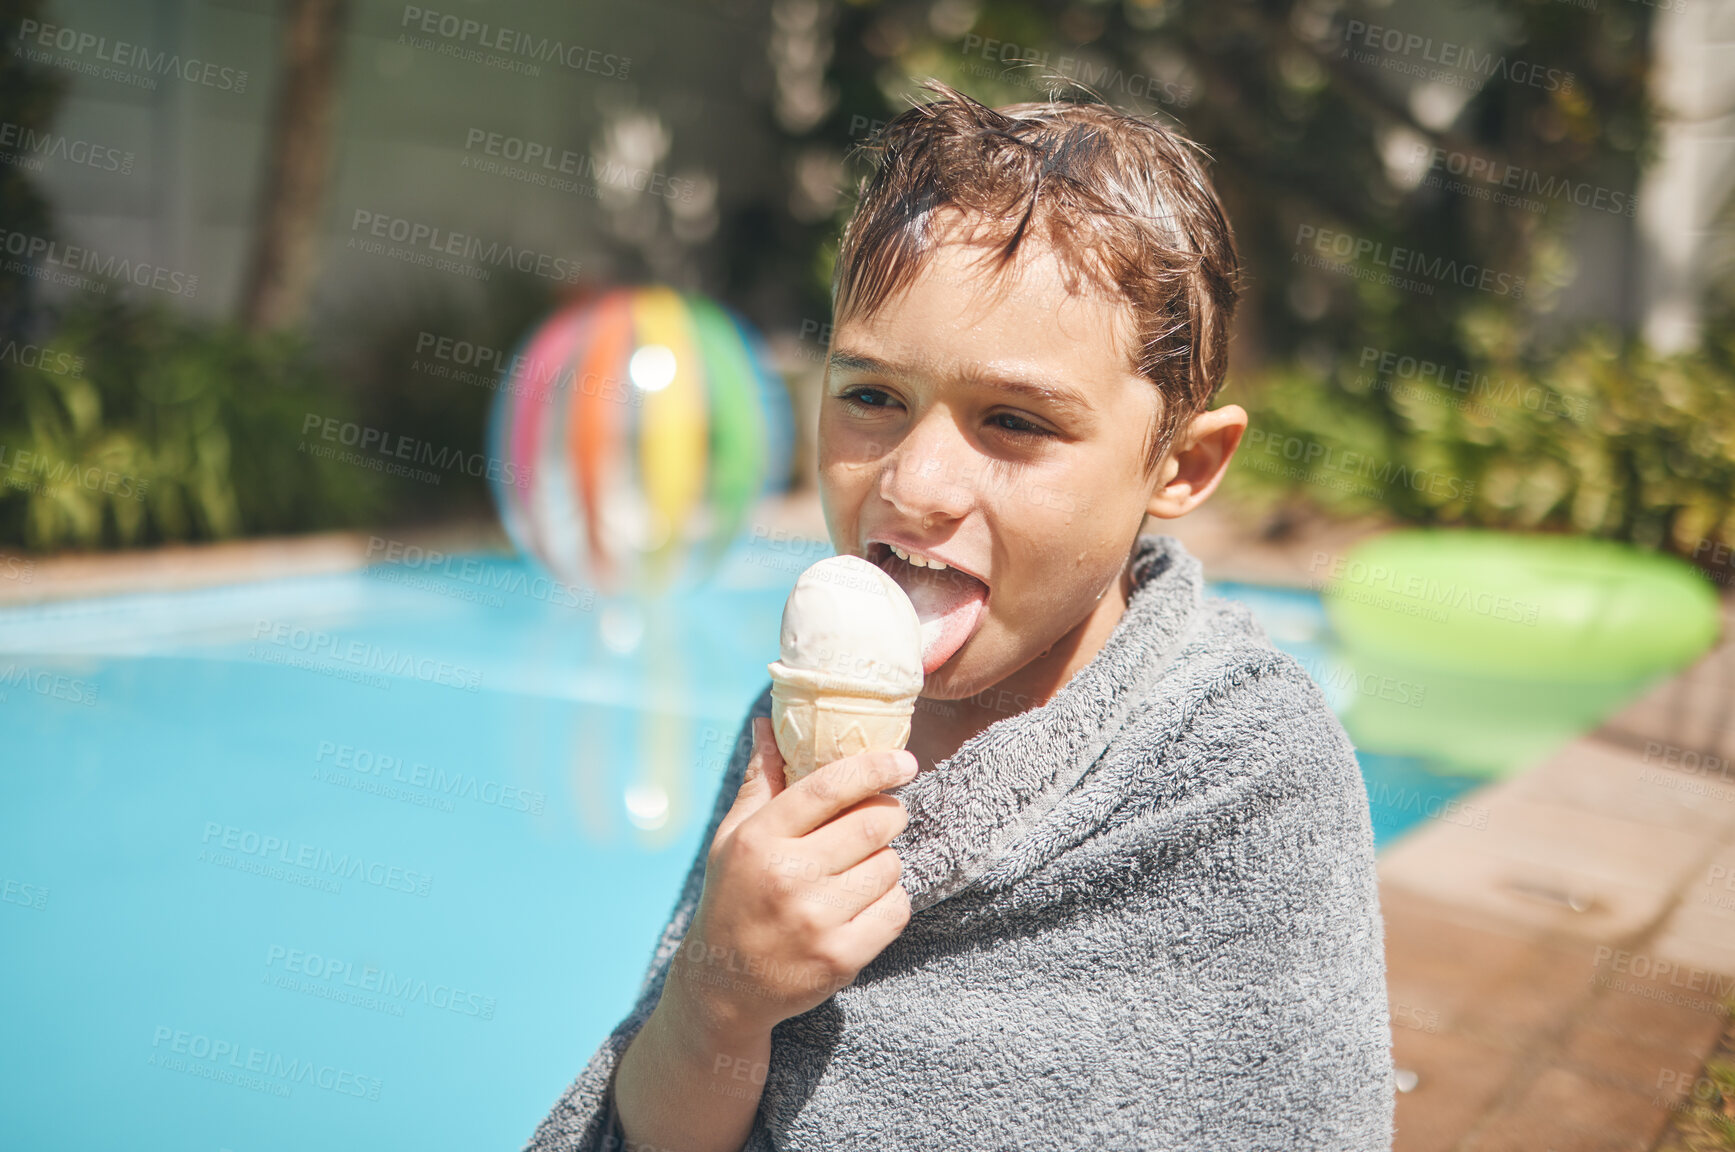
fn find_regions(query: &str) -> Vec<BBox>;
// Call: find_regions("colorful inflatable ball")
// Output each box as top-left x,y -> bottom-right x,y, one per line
486,285 -> 795,598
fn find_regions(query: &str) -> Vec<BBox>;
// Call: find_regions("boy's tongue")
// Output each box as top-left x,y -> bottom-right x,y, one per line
878,554 -> 989,676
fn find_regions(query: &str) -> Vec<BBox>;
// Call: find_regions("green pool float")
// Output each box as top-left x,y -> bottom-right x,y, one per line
1319,529 -> 1722,777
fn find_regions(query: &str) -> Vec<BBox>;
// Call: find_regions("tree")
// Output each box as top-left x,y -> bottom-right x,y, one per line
239,0 -> 351,333
0,0 -> 64,340
769,0 -> 1657,375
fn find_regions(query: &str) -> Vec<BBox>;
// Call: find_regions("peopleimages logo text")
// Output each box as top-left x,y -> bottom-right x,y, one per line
315,738 -> 548,814
265,944 -> 497,1019
200,822 -> 434,896
0,338 -> 82,376
15,19 -> 251,91
399,6 -> 629,78
349,210 -> 580,283
251,615 -> 485,692
300,413 -> 530,490
1341,20 -> 1573,93
149,1026 -> 381,1099
1412,145 -> 1635,219
0,120 -> 134,173
0,227 -> 197,296
1294,224 -> 1525,298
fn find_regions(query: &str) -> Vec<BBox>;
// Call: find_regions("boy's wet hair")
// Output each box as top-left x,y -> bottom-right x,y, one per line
832,78 -> 1241,479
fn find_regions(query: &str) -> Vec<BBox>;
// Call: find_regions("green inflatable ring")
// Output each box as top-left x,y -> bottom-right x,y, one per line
1322,529 -> 1721,683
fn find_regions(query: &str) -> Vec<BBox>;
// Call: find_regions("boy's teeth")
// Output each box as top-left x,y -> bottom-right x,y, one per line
887,543 -> 947,570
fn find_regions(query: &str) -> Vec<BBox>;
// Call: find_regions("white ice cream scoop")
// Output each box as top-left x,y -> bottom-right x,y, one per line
776,554 -> 925,692
767,555 -> 924,782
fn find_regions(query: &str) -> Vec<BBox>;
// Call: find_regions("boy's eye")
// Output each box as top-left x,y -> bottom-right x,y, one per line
838,386 -> 896,412
990,412 -> 1049,437
838,388 -> 1052,438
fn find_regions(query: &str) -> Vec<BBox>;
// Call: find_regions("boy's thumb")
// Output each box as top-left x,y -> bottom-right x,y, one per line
752,716 -> 788,791
731,716 -> 787,815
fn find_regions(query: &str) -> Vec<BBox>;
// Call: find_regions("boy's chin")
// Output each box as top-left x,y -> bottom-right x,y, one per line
915,652 -> 982,703
916,639 -> 1025,704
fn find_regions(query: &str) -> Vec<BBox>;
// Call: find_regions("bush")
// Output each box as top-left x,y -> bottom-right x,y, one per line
0,295 -> 384,550
1223,317 -> 1735,566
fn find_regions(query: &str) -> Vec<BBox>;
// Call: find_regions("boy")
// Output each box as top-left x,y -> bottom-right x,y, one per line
528,80 -> 1394,1151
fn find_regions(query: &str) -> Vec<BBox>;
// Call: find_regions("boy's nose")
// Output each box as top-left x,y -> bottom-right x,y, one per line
877,420 -> 977,526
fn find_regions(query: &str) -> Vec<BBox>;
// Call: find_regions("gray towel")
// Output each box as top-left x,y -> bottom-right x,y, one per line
526,533 -> 1394,1150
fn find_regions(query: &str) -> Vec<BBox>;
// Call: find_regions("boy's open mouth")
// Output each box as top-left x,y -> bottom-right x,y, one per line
866,540 -> 991,677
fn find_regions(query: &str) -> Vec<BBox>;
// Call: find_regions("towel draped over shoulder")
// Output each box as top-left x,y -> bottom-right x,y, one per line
526,534 -> 1395,1151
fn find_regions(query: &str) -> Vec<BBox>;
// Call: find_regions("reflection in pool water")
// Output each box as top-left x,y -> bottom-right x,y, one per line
0,545 -> 1550,1150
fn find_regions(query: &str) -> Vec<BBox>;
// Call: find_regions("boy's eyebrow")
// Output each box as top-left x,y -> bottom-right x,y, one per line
826,348 -> 1097,420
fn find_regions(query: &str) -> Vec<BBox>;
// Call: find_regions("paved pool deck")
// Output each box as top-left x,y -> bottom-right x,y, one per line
1165,506 -> 1735,1152
1377,606 -> 1735,1152
5,496 -> 1731,1150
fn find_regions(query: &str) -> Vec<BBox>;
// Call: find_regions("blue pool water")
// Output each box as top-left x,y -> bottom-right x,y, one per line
0,543 -> 1488,1150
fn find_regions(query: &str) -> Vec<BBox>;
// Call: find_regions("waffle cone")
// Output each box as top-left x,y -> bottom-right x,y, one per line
766,661 -> 918,784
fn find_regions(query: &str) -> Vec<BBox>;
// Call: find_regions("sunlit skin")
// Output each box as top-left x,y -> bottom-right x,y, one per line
819,209 -> 1248,773
612,211 -> 1249,1152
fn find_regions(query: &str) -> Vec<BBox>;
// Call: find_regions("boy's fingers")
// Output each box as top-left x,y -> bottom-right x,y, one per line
831,878 -> 913,957
832,845 -> 903,915
759,749 -> 918,840
799,794 -> 909,875
715,717 -> 785,844
754,717 -> 788,798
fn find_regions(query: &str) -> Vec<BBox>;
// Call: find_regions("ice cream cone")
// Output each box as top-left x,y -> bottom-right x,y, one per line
766,554 -> 926,784
767,661 -> 918,784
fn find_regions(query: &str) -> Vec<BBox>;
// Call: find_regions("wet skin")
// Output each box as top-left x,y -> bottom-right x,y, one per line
818,211 -> 1248,772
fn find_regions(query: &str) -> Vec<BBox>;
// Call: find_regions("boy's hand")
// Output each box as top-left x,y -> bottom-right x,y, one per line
670,716 -> 917,1039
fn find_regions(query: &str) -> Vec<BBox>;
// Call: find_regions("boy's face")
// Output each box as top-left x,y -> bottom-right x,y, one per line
819,213 -> 1173,702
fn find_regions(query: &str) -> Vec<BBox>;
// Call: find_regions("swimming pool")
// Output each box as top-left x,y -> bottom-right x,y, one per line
0,540 -> 1488,1150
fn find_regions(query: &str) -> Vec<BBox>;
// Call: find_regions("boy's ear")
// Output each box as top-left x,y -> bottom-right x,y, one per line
1145,404 -> 1248,520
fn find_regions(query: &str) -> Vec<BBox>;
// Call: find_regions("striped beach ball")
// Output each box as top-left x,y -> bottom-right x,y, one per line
487,285 -> 795,597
